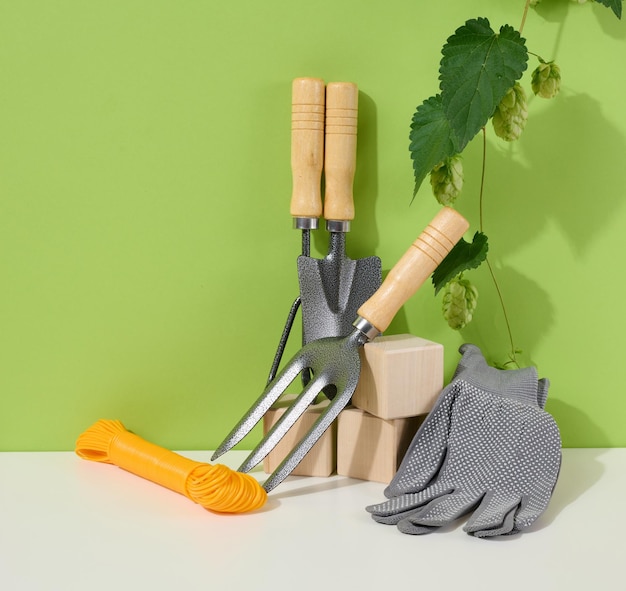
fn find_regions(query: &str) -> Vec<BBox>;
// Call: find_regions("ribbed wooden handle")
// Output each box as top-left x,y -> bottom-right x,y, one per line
290,77 -> 325,220
357,207 -> 469,333
323,82 -> 358,223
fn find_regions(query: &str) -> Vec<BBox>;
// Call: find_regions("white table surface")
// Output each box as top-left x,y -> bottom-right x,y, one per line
0,448 -> 623,591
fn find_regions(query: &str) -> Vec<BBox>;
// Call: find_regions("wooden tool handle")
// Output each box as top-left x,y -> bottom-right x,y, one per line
324,82 -> 358,223
357,207 -> 469,333
290,77 -> 325,221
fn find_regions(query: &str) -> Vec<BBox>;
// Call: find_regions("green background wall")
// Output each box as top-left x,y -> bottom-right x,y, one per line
1,0 -> 624,451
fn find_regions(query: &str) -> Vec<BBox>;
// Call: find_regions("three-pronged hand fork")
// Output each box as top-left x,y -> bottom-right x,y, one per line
212,207 -> 469,492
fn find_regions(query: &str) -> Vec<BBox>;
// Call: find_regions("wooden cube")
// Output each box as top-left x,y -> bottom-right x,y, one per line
351,334 -> 443,419
262,395 -> 336,477
337,407 -> 424,483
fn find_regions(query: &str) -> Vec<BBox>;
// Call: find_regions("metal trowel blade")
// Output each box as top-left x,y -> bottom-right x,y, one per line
297,252 -> 382,344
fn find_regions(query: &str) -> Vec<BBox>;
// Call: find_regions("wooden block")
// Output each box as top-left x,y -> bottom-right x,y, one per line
351,334 -> 443,419
337,407 -> 424,483
263,395 -> 336,477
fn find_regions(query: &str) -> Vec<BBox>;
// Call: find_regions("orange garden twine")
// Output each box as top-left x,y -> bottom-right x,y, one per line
75,419 -> 267,513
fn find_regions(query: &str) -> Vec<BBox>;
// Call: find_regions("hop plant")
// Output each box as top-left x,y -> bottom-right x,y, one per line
429,155 -> 464,205
532,60 -> 561,99
442,275 -> 478,330
492,82 -> 528,141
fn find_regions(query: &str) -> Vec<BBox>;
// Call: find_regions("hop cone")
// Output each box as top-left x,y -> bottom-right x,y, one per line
531,61 -> 561,99
492,83 -> 528,142
429,155 -> 463,206
442,275 -> 478,330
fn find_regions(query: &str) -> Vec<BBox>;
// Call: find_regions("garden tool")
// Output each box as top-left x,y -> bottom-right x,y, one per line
212,206 -> 469,492
297,82 -> 382,346
267,77 -> 325,384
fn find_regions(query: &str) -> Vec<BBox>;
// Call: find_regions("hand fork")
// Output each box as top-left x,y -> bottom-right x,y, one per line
212,207 -> 469,492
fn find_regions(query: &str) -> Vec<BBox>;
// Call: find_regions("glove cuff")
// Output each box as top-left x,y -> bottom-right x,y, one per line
454,344 -> 544,407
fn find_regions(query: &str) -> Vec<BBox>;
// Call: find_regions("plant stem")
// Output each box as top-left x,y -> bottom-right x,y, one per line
478,127 -> 519,368
479,128 -> 487,232
520,0 -> 531,35
485,259 -> 518,367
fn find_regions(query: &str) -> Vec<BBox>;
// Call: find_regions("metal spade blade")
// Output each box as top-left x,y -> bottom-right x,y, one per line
298,231 -> 381,344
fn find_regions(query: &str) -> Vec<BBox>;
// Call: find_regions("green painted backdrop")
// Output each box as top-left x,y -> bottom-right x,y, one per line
1,0 -> 624,451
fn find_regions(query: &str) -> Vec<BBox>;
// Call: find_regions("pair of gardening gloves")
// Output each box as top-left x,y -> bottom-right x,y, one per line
366,343 -> 561,538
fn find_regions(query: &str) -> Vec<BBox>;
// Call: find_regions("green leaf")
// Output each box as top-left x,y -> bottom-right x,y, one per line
409,18 -> 528,197
596,0 -> 622,19
439,18 -> 528,152
409,95 -> 457,197
432,231 -> 489,294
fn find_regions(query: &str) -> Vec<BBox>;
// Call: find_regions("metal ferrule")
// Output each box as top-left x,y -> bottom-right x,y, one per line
326,219 -> 350,233
293,217 -> 319,230
353,316 -> 380,342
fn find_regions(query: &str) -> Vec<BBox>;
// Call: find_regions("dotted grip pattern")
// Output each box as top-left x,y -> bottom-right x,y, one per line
366,344 -> 562,537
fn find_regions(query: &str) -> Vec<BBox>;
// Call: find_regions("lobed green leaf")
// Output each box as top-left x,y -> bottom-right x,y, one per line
409,18 -> 528,196
440,18 -> 528,152
431,231 -> 489,294
409,95 -> 456,198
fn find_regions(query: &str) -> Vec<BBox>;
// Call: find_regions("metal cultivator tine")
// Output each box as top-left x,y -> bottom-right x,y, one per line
237,373 -> 329,476
261,384 -> 355,492
238,329 -> 365,491
211,328 -> 365,492
210,352 -> 310,462
213,207 -> 469,493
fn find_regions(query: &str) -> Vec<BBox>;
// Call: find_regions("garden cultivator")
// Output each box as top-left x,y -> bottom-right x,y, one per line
214,198 -> 469,490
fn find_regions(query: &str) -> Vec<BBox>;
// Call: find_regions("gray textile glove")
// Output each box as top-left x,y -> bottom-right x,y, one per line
365,344 -> 561,537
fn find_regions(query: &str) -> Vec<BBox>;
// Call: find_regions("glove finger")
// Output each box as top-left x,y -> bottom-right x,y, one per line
366,483 -> 454,518
385,344 -> 505,498
384,404 -> 455,497
512,492 -> 553,533
471,504 -> 518,538
506,412 -> 562,534
464,492 -> 516,532
398,489 -> 481,530
397,519 -> 438,535
384,346 -> 486,498
464,490 -> 521,535
474,475 -> 559,536
370,505 -> 431,525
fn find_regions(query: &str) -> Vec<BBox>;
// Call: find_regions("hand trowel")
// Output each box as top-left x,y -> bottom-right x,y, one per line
297,81 -> 382,346
266,77 -> 325,384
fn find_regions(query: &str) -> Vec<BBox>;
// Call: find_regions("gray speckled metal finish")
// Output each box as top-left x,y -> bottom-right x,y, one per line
249,326 -> 367,492
213,206 -> 468,492
211,324 -> 370,491
298,231 -> 381,344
